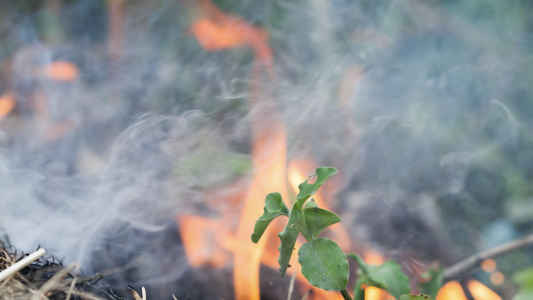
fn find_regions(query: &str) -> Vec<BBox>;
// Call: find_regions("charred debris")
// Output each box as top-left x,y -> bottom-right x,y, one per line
0,240 -> 147,300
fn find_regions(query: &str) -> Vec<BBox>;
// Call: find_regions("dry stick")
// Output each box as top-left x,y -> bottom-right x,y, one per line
32,262 -> 78,300
300,290 -> 311,300
287,271 -> 297,300
444,233 -> 533,281
0,248 -> 46,282
126,285 -> 143,300
65,277 -> 78,300
58,290 -> 105,300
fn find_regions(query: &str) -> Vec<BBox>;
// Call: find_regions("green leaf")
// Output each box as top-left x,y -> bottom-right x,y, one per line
348,253 -> 410,298
304,198 -> 319,208
251,192 -> 289,243
287,201 -> 303,226
514,291 -> 533,300
513,267 -> 533,300
514,267 -> 533,291
277,225 -> 299,278
298,238 -> 349,291
353,278 -> 366,300
398,295 -> 434,300
302,207 -> 342,239
296,167 -> 338,207
418,265 -> 444,299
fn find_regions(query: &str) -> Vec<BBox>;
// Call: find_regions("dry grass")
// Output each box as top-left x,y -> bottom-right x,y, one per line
0,242 -> 109,300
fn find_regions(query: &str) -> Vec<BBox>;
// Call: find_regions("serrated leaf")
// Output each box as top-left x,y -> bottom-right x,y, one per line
251,192 -> 289,243
277,225 -> 299,278
302,207 -> 342,239
298,238 -> 349,291
296,167 -> 338,207
418,266 -> 444,298
398,295 -> 434,300
348,253 -> 410,298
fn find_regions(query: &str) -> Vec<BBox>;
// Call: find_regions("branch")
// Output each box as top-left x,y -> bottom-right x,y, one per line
0,248 -> 46,282
444,233 -> 533,280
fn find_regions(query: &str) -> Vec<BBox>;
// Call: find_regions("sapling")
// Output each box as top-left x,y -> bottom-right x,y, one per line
251,167 -> 434,300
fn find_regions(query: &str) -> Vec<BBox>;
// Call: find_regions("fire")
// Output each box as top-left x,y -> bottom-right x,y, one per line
191,0 -> 273,66
0,92 -> 15,120
177,2 -> 283,299
175,215 -> 230,268
436,281 -> 468,300
433,277 -> 501,300
0,60 -> 79,121
190,18 -> 268,51
361,250 -> 394,300
481,259 -> 497,273
365,286 -> 394,300
33,61 -> 79,82
467,280 -> 502,300
490,272 -> 504,286
177,2 -> 350,299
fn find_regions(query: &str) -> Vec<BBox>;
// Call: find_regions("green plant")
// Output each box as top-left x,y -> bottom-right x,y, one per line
513,267 -> 533,300
251,167 -> 434,300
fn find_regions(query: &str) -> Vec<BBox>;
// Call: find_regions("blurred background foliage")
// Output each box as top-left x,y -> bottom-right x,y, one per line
1,0 -> 533,298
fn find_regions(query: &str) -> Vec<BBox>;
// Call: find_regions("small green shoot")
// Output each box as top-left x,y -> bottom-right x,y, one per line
418,264 -> 444,299
251,166 -> 434,300
349,253 -> 410,300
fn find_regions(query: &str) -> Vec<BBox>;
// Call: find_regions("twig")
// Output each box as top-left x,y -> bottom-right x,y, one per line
65,277 -> 77,300
300,290 -> 311,300
287,271 -> 297,300
444,233 -> 533,280
0,248 -> 46,282
126,285 -> 143,300
32,262 -> 78,300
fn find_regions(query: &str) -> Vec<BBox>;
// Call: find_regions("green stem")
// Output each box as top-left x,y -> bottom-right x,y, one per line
340,288 -> 353,300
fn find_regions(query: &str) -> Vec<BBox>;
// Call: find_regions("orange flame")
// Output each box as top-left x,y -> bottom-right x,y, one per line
362,250 -> 394,300
176,215 -> 230,268
481,259 -> 497,273
192,0 -> 273,69
178,3 -> 350,300
467,280 -> 502,300
365,286 -> 394,300
33,61 -> 79,82
436,281 -> 468,300
0,92 -> 16,120
191,18 -> 268,51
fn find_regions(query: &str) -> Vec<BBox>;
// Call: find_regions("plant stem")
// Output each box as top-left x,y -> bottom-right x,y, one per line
340,288 -> 352,300
444,232 -> 533,280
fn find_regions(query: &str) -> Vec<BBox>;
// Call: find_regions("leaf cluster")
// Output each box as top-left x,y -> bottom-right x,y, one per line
252,167 -> 348,291
251,167 -> 435,300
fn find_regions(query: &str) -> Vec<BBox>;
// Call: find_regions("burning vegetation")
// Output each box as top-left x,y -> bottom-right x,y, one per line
1,0 -> 533,300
